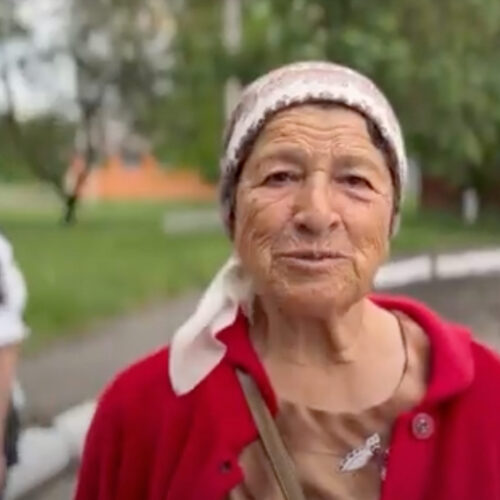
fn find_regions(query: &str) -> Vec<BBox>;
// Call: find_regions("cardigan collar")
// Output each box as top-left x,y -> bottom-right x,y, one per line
371,294 -> 474,406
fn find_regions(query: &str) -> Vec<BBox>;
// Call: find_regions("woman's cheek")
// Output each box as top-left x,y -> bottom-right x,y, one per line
235,188 -> 293,278
234,192 -> 272,262
344,201 -> 391,273
237,186 -> 288,234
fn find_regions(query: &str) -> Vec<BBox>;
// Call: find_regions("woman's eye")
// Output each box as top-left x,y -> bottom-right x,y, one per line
341,175 -> 372,190
263,171 -> 298,186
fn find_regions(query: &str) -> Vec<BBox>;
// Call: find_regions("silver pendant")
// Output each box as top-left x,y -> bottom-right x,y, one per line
338,433 -> 381,473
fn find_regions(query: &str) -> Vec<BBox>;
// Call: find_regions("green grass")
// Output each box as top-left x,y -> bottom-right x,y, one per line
1,198 -> 500,353
1,202 -> 230,352
392,209 -> 500,255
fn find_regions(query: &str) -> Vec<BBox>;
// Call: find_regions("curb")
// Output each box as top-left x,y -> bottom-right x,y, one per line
7,247 -> 500,499
5,403 -> 95,499
375,248 -> 500,288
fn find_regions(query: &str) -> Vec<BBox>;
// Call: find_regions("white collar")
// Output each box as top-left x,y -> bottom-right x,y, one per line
168,255 -> 253,395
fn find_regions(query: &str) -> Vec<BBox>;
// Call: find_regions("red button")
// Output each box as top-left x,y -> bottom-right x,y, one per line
412,413 -> 434,440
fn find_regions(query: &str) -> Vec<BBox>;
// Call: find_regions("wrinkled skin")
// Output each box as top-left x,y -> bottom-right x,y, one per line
234,104 -> 394,318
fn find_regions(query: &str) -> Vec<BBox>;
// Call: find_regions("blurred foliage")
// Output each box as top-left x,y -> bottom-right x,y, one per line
0,114 -> 75,188
143,0 -> 225,181
278,0 -> 499,188
2,0 -> 500,193
165,0 -> 500,187
0,0 -> 177,220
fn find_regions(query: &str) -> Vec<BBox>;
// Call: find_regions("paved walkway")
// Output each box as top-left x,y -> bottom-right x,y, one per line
19,292 -> 201,424
22,469 -> 76,500
394,274 -> 500,351
15,272 -> 500,499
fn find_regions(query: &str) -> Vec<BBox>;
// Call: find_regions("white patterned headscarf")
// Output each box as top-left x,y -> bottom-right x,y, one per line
219,60 -> 407,234
169,61 -> 408,395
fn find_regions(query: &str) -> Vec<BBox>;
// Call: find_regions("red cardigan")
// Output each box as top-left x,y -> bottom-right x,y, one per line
75,294 -> 500,500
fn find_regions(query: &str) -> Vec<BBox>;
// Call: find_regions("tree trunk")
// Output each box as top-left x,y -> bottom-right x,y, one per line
62,162 -> 91,225
63,193 -> 79,225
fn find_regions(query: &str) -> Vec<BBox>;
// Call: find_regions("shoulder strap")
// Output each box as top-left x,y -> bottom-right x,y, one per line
236,370 -> 306,500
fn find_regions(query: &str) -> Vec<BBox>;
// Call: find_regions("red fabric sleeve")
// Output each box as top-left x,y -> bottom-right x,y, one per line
74,386 -> 124,500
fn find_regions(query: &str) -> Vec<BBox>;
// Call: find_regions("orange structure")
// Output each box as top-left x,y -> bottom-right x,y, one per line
67,154 -> 216,202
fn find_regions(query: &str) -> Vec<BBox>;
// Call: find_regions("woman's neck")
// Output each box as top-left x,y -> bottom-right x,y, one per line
252,297 -> 377,366
249,296 -> 405,412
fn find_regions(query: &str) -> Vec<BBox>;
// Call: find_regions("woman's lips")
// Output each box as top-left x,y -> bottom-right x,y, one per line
277,250 -> 347,259
275,250 -> 349,270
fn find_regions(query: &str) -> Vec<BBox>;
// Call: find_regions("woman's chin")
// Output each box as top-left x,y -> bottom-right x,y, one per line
270,281 -> 361,317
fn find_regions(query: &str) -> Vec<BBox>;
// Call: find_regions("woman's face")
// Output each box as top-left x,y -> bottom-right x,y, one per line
233,104 -> 394,316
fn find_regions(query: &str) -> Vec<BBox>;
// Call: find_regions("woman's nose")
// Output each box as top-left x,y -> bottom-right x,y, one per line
292,177 -> 340,236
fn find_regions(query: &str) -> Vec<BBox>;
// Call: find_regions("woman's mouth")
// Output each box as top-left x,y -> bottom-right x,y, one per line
276,250 -> 348,270
278,250 -> 346,259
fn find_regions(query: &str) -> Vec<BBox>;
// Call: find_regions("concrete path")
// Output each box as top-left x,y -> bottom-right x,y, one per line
21,469 -> 76,500
19,292 -> 201,424
394,274 -> 500,351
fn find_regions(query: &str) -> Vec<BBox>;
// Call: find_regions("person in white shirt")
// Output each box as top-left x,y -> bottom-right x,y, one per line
0,234 -> 28,496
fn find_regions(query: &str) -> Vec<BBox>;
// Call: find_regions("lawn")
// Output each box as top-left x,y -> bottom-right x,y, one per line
1,198 -> 500,353
392,209 -> 500,255
1,202 -> 230,352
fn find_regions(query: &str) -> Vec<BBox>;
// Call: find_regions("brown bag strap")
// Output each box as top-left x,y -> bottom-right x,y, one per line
236,370 -> 307,500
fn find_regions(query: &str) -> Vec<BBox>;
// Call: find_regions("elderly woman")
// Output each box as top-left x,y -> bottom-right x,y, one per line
75,62 -> 500,500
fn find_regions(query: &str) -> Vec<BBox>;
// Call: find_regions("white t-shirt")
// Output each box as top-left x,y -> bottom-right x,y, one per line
0,233 -> 28,347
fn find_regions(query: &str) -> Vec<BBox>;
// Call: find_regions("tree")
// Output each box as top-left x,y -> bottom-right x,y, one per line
143,0 -> 226,181
3,0 -> 500,214
0,0 -> 176,223
0,0 -> 76,209
168,0 -> 500,195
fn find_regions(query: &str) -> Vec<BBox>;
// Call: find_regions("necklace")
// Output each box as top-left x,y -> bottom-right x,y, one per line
338,433 -> 389,479
338,314 -> 407,479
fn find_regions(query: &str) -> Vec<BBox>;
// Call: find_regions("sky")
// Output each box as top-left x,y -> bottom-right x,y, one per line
0,0 -> 76,118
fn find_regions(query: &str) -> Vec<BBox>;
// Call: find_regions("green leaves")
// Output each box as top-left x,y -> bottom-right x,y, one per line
3,0 -> 500,194
220,0 -> 500,190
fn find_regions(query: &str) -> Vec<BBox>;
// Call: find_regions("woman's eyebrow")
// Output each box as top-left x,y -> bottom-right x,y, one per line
333,153 -> 386,175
